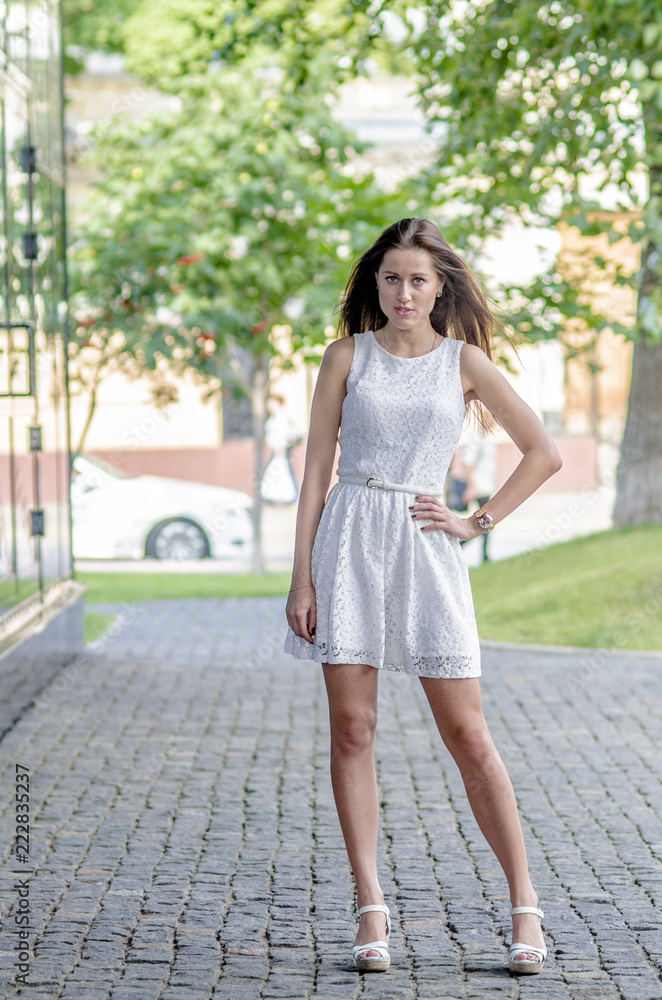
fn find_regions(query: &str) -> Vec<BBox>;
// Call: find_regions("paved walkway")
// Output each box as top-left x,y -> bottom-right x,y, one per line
1,597 -> 661,999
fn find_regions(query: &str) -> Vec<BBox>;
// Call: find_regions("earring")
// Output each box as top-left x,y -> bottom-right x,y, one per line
436,289 -> 443,298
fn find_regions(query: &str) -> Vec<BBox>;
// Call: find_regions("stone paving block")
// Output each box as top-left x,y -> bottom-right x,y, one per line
59,989 -> 110,1000
105,990 -> 163,1000
168,992 -> 219,1000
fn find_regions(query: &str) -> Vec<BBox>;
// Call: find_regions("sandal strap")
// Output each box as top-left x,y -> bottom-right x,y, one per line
357,902 -> 391,936
352,940 -> 389,959
509,943 -> 547,961
511,905 -> 544,919
357,904 -> 390,917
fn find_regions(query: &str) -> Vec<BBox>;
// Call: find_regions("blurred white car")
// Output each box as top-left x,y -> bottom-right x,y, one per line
71,455 -> 253,560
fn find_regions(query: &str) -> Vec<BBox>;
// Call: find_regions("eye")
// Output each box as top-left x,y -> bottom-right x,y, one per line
385,275 -> 398,282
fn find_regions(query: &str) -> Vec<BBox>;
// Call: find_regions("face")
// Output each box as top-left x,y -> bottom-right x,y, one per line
376,247 -> 444,329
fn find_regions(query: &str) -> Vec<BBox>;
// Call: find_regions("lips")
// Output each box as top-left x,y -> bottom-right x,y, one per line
394,307 -> 414,316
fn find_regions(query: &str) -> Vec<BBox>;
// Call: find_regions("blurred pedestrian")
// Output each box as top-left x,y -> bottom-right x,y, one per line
284,218 -> 561,975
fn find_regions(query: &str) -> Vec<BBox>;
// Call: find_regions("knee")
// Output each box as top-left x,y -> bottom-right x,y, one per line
330,706 -> 378,759
444,718 -> 495,769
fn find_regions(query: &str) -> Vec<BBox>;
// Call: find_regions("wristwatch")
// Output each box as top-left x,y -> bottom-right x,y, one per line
474,507 -> 495,533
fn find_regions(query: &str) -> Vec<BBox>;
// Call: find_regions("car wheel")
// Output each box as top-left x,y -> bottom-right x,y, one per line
145,518 -> 210,560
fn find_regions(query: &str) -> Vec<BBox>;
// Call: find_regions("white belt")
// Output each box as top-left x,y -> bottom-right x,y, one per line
337,474 -> 444,496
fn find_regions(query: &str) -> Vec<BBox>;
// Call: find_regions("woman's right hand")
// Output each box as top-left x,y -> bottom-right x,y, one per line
286,583 -> 317,644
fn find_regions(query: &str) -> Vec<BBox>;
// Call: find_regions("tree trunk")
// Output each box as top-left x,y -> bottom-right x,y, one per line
251,352 -> 269,575
74,365 -> 103,457
613,339 -> 662,526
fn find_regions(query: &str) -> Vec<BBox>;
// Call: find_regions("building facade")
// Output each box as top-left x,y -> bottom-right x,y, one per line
0,0 -> 82,733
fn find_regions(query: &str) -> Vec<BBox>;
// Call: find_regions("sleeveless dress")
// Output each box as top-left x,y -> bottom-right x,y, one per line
283,330 -> 482,679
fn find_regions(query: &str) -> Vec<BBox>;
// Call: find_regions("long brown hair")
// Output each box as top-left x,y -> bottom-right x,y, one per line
337,217 -> 503,361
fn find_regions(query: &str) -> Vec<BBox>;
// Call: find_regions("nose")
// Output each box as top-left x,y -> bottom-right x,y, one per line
398,283 -> 413,301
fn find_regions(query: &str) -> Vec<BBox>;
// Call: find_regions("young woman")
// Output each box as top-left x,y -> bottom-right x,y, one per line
283,218 -> 561,976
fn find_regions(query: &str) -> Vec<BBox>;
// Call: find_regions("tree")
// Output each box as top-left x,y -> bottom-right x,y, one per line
66,0 -> 412,571
121,0 -> 397,91
404,0 -> 662,525
62,0 -> 399,80
62,0 -> 143,69
69,72 -> 409,571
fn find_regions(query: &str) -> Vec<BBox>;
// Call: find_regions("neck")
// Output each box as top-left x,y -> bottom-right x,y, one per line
379,322 -> 439,356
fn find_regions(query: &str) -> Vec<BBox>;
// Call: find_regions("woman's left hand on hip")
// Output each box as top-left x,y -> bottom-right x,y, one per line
409,495 -> 483,542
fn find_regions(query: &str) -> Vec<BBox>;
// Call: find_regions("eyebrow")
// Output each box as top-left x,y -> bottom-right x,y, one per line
381,270 -> 431,277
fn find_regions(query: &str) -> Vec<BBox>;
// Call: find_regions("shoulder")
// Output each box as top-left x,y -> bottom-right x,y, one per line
326,334 -> 357,358
459,341 -> 497,378
457,341 -> 501,400
458,341 -> 491,364
321,334 -> 356,378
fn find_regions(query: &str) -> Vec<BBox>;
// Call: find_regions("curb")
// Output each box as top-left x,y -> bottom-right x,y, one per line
480,637 -> 662,661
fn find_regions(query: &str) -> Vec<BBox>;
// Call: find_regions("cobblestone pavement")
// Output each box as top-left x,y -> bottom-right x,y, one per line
1,596 -> 661,1000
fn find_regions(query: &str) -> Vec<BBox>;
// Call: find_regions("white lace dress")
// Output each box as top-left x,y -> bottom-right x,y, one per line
283,330 -> 481,678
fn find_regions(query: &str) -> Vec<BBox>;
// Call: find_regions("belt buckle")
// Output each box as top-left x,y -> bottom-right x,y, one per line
366,477 -> 383,489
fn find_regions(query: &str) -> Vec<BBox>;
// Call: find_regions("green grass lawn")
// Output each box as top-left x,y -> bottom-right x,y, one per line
77,525 -> 662,651
0,578 -> 41,609
83,612 -> 117,645
469,524 -> 662,649
78,571 -> 292,604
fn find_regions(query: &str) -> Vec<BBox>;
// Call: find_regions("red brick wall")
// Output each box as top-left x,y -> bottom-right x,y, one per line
89,434 -> 599,496
91,441 -> 258,494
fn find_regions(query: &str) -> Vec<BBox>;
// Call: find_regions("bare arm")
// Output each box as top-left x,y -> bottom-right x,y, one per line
286,336 -> 354,641
412,342 -> 562,539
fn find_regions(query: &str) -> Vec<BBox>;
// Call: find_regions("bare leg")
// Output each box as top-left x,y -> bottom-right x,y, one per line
420,676 -> 544,961
322,662 -> 389,956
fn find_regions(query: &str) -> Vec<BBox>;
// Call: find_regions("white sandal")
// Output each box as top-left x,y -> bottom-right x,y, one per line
509,905 -> 547,974
351,903 -> 391,972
